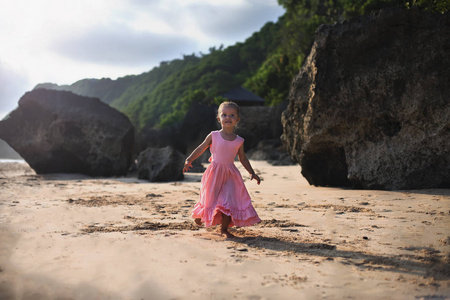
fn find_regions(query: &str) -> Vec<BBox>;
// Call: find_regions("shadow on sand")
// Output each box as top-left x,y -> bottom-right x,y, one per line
229,233 -> 449,281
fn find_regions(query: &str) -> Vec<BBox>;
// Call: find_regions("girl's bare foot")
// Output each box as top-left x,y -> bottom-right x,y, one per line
220,228 -> 235,238
194,218 -> 202,226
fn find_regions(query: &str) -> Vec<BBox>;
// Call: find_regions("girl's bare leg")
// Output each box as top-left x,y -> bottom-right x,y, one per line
194,218 -> 202,226
220,213 -> 234,238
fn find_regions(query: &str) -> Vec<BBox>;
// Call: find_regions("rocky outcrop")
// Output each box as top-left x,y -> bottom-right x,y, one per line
236,103 -> 286,150
137,146 -> 184,181
247,139 -> 295,166
282,7 -> 450,190
137,104 -> 218,157
237,103 -> 295,165
0,89 -> 134,176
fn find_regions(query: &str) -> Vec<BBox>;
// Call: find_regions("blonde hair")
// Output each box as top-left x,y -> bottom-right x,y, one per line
218,101 -> 240,117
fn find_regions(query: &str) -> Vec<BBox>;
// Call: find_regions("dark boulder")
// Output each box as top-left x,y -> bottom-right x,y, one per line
237,102 -> 294,166
281,7 -> 450,190
136,103 -> 218,164
236,103 -> 286,150
137,146 -> 184,182
247,139 -> 295,166
0,89 -> 134,176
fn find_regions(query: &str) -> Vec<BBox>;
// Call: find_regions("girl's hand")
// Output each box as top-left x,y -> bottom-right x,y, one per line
251,173 -> 261,185
183,160 -> 193,173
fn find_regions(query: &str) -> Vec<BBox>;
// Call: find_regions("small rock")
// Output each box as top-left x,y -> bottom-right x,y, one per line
137,146 -> 184,182
236,248 -> 249,252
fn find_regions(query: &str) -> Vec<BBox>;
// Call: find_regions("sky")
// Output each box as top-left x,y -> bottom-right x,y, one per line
0,0 -> 285,119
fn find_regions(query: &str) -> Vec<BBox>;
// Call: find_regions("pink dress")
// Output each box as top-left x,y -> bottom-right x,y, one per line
192,131 -> 261,227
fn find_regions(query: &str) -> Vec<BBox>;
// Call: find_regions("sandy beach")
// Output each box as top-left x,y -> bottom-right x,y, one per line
0,160 -> 449,300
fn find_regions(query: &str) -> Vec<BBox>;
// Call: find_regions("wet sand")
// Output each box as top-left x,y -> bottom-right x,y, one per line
0,161 -> 449,299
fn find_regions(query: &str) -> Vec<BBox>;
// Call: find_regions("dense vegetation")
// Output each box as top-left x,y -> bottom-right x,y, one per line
118,20 -> 282,129
37,0 -> 448,131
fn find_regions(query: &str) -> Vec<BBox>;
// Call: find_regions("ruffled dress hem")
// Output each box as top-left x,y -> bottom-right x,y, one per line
192,202 -> 261,228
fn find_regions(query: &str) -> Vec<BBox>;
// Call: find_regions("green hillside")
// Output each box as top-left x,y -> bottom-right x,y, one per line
35,76 -> 138,105
119,19 -> 283,129
35,0 -> 448,131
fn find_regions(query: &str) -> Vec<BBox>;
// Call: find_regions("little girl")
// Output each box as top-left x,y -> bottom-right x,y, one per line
183,101 -> 261,238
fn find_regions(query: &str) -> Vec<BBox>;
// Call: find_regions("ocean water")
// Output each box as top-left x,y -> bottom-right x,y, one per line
0,158 -> 26,163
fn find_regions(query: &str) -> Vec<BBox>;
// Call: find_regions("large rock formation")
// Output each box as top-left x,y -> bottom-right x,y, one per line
282,7 -> 450,190
137,146 -> 184,182
236,103 -> 286,150
0,89 -> 134,176
137,103 -> 218,156
238,102 -> 295,165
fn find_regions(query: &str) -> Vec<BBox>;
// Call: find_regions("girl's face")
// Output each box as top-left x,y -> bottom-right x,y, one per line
218,106 -> 239,129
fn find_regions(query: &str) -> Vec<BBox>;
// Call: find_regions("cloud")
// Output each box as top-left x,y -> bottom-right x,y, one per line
50,1 -> 284,66
186,1 -> 283,41
0,0 -> 285,108
51,24 -> 198,67
125,1 -> 284,43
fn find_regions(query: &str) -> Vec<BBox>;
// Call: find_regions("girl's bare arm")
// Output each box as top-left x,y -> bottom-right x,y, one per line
183,133 -> 212,173
238,144 -> 261,185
